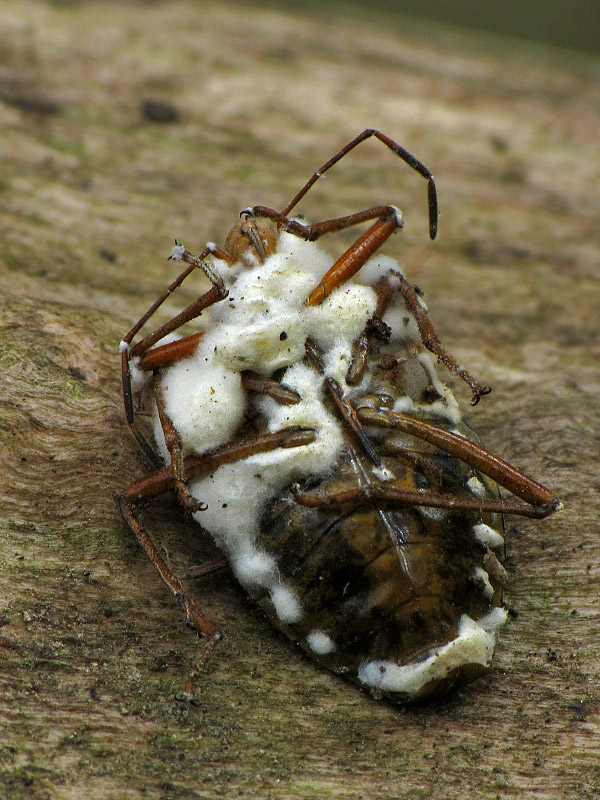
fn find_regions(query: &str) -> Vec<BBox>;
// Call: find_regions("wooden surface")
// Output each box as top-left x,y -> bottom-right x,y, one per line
1,2 -> 599,798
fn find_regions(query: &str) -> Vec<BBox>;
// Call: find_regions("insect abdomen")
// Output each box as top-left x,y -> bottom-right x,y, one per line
253,443 -> 507,702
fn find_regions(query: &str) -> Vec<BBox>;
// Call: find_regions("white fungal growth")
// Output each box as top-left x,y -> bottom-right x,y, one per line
357,608 -> 507,698
151,231 -> 464,626
169,243 -> 186,261
270,584 -> 303,624
473,523 -> 505,549
417,351 -> 461,424
128,356 -> 148,394
372,465 -> 395,482
359,254 -> 403,287
391,206 -> 404,228
473,566 -> 495,600
156,360 -> 246,460
306,631 -> 337,655
467,476 -> 486,498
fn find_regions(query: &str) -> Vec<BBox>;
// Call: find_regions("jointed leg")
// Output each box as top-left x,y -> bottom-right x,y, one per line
240,372 -> 301,405
248,204 -> 402,242
355,407 -> 559,511
120,244 -> 230,461
304,338 -> 382,469
346,276 -> 395,385
116,490 -> 221,698
292,482 -> 553,519
155,383 -> 208,514
391,270 -> 491,404
291,395 -> 559,518
117,426 -> 317,696
243,204 -> 402,307
122,243 -> 230,359
279,129 -> 438,239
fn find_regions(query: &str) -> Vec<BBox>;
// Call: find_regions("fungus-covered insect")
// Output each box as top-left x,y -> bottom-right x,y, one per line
117,130 -> 560,703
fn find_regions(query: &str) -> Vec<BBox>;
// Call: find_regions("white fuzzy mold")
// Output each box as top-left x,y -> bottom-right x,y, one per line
150,231 -> 465,629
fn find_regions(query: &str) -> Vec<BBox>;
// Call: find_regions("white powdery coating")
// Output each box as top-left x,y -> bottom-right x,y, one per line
188,361 -> 345,622
232,549 -> 278,589
306,631 -> 337,655
372,465 -> 394,482
156,359 -> 246,460
473,566 -> 495,600
310,285 -> 377,353
129,356 -> 149,394
393,396 -> 416,413
271,584 -> 303,624
417,351 -> 461,424
359,254 -> 401,287
473,523 -> 505,549
357,608 -> 508,697
467,476 -> 486,498
153,232 -> 463,628
169,243 -> 186,261
200,237 -> 377,376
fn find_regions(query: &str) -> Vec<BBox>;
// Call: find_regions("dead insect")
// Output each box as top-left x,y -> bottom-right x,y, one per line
117,129 -> 560,703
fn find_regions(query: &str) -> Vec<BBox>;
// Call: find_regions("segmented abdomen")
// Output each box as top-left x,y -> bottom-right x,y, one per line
251,433 -> 506,702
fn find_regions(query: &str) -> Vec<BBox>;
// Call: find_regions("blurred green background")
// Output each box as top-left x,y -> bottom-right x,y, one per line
258,0 -> 599,55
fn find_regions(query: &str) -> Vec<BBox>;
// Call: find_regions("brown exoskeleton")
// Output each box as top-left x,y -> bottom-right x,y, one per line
117,130 -> 560,702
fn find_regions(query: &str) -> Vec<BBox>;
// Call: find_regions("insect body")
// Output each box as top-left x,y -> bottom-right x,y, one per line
118,130 -> 560,702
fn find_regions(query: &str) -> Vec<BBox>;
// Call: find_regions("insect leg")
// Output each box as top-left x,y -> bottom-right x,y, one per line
246,204 -> 402,307
240,372 -> 302,405
305,338 -> 382,468
117,427 -> 317,696
123,244 -> 230,357
356,407 -> 561,517
154,380 -> 208,514
120,244 -> 230,463
116,489 -> 222,698
124,428 -> 318,507
279,129 -> 438,239
391,270 -> 491,405
346,276 -> 395,385
137,332 -> 204,372
293,483 -> 553,519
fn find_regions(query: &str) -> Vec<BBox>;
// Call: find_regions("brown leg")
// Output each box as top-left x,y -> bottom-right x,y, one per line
304,338 -> 382,468
185,560 -> 228,579
391,270 -> 491,405
116,490 -> 221,699
123,243 -> 230,358
346,276 -> 395,385
117,426 -> 317,696
138,332 -> 204,372
355,406 -> 560,517
278,129 -> 438,239
240,371 -> 301,405
292,482 -> 555,519
247,204 -> 402,307
154,384 -> 208,514
120,244 -> 230,462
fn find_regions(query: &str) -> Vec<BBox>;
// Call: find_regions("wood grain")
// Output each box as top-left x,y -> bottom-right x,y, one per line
1,2 -> 599,798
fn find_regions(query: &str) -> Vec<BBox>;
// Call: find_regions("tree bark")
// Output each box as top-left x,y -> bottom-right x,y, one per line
1,2 -> 598,798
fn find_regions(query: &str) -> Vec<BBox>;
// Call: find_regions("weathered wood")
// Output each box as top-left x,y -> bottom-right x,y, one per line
1,1 -> 599,798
